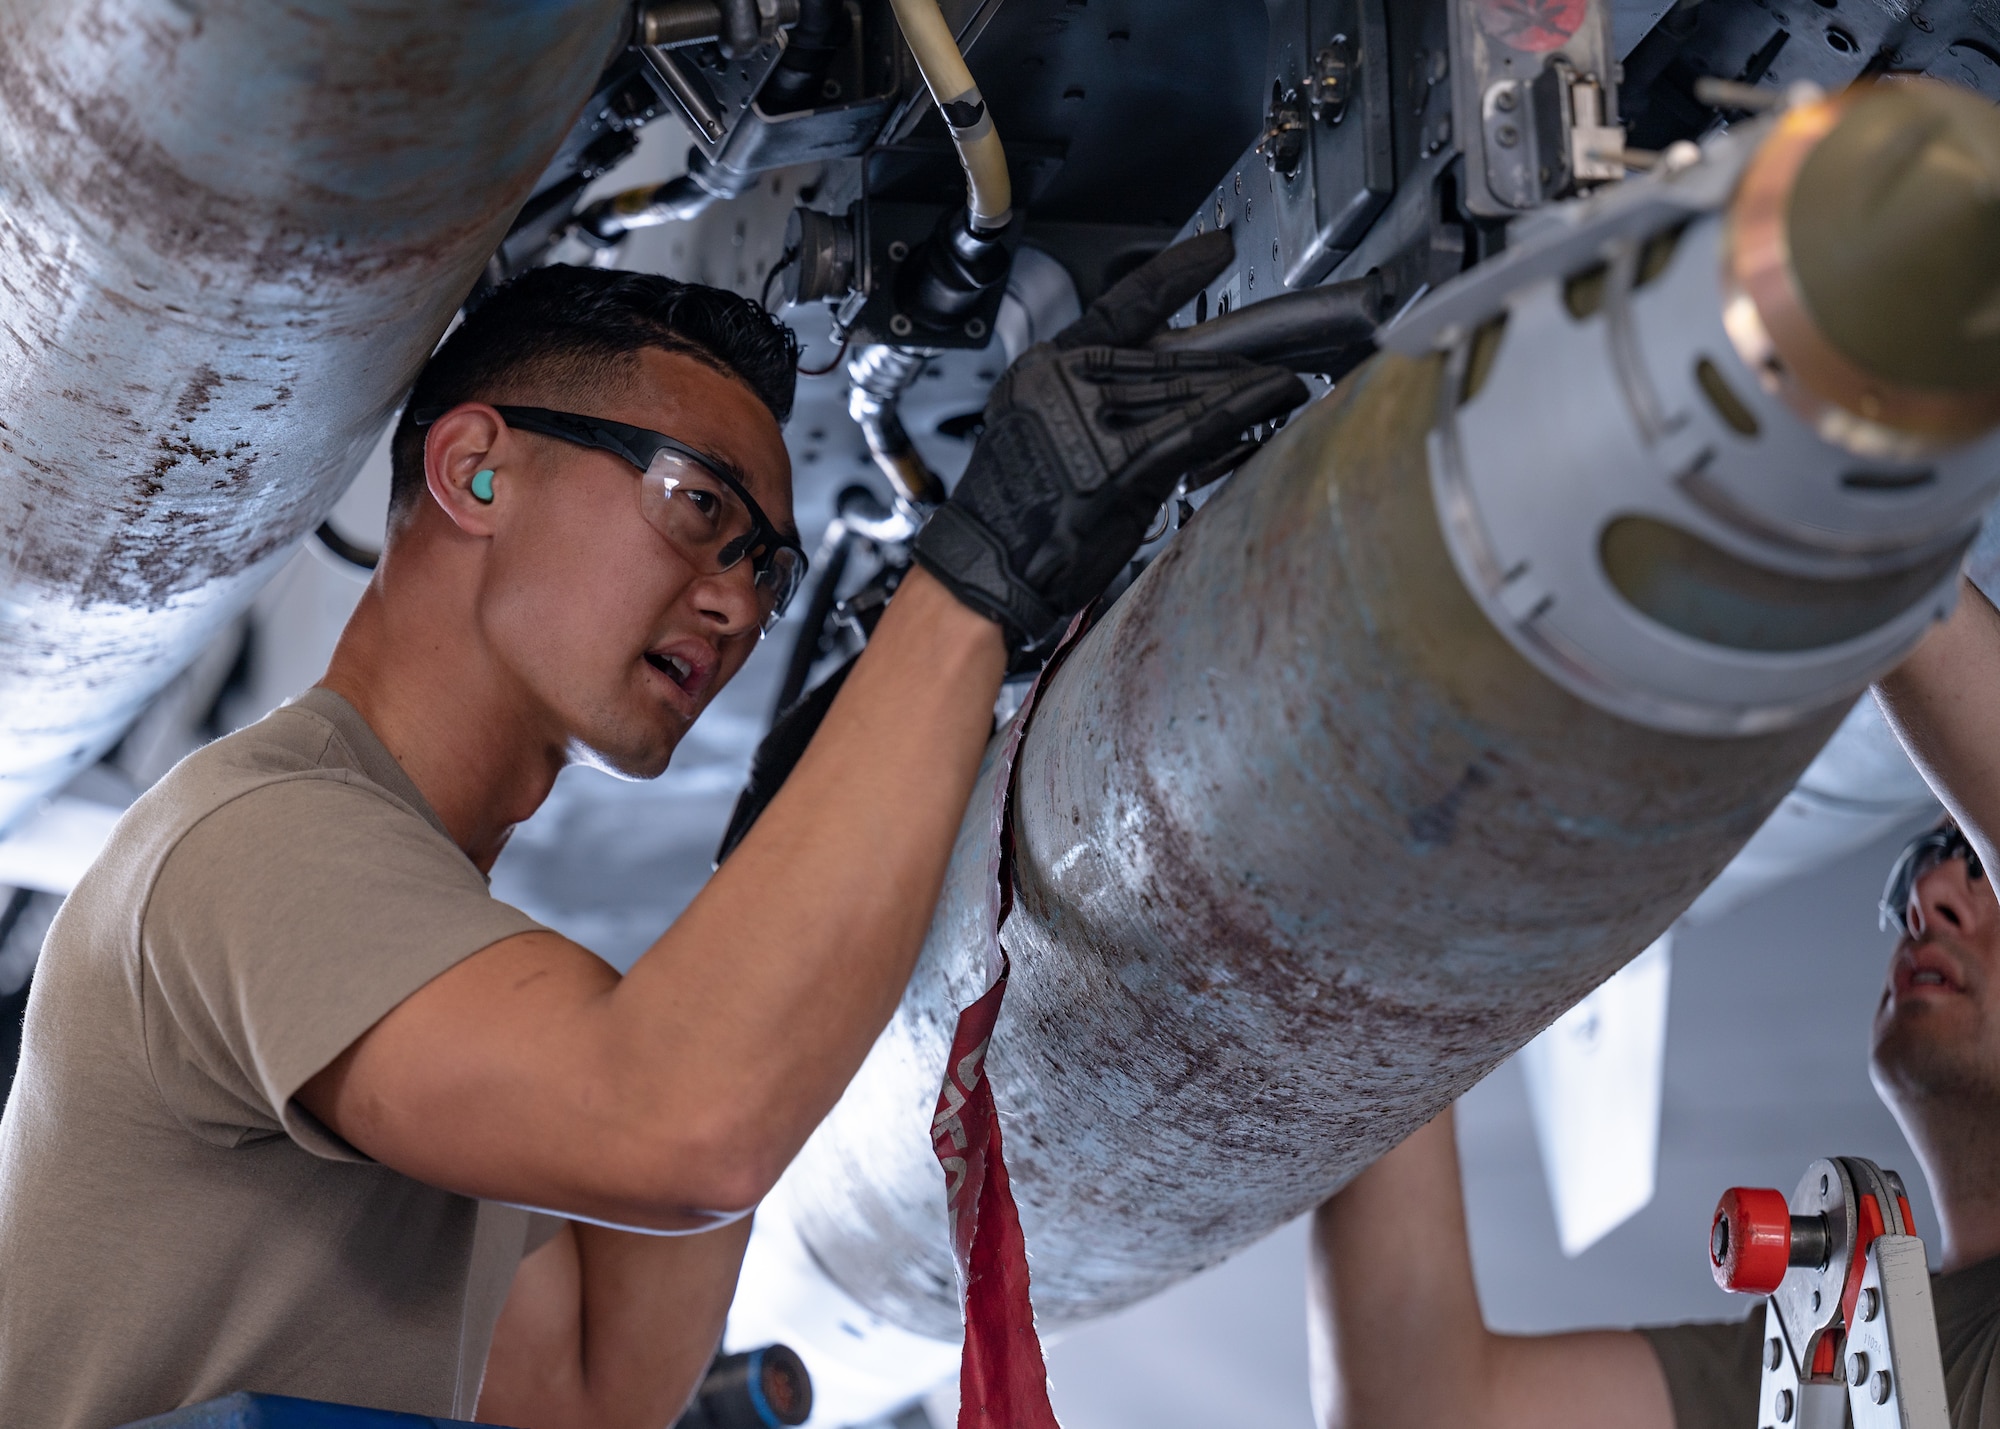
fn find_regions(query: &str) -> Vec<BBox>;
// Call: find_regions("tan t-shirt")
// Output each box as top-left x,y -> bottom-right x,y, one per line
0,688 -> 556,1429
1643,1254 -> 2000,1429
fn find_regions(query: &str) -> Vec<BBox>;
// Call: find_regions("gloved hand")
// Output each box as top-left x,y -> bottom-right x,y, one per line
913,230 -> 1308,647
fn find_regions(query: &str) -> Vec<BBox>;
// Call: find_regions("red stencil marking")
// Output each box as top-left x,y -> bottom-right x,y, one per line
1478,0 -> 1589,51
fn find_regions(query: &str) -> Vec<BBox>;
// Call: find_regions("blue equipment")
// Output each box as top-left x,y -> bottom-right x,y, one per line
120,1393 -> 480,1428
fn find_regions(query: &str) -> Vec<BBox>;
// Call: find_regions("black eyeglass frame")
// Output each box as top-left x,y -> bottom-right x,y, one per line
410,403 -> 807,600
1880,821 -> 1986,935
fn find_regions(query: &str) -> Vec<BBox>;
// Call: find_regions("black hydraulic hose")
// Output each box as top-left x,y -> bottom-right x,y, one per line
772,523 -> 855,718
759,0 -> 844,112
725,488 -> 905,866
1149,271 -> 1385,378
717,651 -> 859,865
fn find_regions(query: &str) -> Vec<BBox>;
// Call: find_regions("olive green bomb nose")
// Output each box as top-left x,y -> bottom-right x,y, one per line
1789,79 -> 2000,396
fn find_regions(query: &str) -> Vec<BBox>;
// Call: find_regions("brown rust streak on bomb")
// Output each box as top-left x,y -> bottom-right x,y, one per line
0,0 -> 626,829
0,0 -> 619,609
0,2 -> 542,295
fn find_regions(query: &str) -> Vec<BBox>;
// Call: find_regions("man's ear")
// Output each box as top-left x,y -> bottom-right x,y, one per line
423,403 -> 509,535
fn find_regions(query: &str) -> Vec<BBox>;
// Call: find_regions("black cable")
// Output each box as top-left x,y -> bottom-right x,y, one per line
717,654 -> 859,866
721,543 -> 905,866
772,526 -> 854,718
0,887 -> 36,1115
314,521 -> 380,571
761,244 -> 800,314
0,887 -> 31,961
796,325 -> 853,377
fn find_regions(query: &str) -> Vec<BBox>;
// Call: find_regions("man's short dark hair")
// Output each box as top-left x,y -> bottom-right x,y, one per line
387,266 -> 801,524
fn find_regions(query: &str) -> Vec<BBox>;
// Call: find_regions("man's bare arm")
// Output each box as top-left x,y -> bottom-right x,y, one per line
477,1218 -> 751,1429
1310,1107 -> 1673,1429
1876,577 -> 2000,868
300,568 -> 1007,1228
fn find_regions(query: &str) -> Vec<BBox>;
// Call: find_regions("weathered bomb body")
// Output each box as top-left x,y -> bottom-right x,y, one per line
0,0 -> 625,828
777,350 -> 1845,1338
774,84 -> 2000,1341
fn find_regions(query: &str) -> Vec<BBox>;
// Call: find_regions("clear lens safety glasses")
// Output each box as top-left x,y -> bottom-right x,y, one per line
638,449 -> 804,635
1880,822 -> 1985,935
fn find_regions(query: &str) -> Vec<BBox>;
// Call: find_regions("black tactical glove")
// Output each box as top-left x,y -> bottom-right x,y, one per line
913,230 -> 1309,647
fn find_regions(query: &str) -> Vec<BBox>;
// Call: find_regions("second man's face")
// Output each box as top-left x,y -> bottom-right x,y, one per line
1872,850 -> 2000,1112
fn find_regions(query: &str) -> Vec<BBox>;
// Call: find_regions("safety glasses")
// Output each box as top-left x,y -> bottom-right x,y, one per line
1880,820 -> 1986,936
413,403 -> 807,635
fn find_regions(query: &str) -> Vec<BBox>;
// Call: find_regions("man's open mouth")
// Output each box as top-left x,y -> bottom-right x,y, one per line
1895,942 -> 1970,1000
646,651 -> 697,690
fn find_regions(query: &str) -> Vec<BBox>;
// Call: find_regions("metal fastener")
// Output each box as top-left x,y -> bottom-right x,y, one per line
1309,36 -> 1353,123
1256,88 -> 1308,176
889,313 -> 913,337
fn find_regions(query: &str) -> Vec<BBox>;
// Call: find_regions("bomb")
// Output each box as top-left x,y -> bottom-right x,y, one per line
772,79 -> 2000,1338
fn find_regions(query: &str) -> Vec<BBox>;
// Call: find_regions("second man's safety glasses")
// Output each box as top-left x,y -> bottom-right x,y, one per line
1880,819 -> 1986,936
413,403 -> 807,635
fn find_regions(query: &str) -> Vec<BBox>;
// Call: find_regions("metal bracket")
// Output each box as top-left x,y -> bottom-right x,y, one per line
1450,0 -> 1622,217
1758,1300 -> 1849,1429
1267,0 -> 1393,288
1745,1160 -> 1946,1429
1844,1236 -> 1950,1429
640,33 -> 791,152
